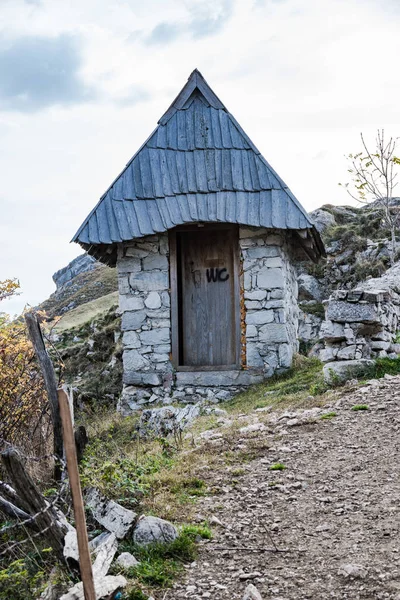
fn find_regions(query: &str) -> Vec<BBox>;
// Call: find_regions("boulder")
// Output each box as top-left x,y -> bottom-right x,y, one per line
133,516 -> 178,546
115,552 -> 140,569
243,584 -> 263,600
298,274 -> 322,301
326,301 -> 379,324
138,404 -> 201,437
309,208 -> 336,233
323,359 -> 375,384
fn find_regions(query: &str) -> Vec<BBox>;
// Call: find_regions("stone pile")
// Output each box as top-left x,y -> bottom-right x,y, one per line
320,288 -> 400,380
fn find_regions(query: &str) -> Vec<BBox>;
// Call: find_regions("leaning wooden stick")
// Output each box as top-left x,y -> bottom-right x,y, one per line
58,388 -> 96,600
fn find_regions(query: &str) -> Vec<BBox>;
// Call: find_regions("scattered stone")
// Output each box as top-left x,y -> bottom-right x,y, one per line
85,488 -> 137,539
338,563 -> 368,579
133,516 -> 178,546
115,552 -> 140,570
242,583 -> 263,600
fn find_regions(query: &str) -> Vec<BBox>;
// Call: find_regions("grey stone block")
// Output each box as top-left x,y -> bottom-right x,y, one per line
337,344 -> 357,360
244,290 -> 267,301
123,372 -> 162,385
122,331 -> 141,349
246,246 -> 280,259
123,349 -> 149,371
119,295 -> 145,312
323,359 -> 375,384
175,370 -> 264,387
118,257 -> 141,274
320,320 -> 346,341
121,311 -> 147,331
257,268 -> 285,290
129,271 -> 169,292
144,291 -> 161,309
139,328 -> 170,345
246,310 -> 274,325
278,343 -> 293,368
142,254 -> 169,271
246,344 -> 264,368
258,323 -> 289,343
326,301 -> 379,324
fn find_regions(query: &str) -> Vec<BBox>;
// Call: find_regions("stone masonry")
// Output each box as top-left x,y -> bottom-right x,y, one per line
320,288 -> 400,369
117,227 -> 301,414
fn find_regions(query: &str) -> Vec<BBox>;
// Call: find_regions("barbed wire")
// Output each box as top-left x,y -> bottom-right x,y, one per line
0,452 -> 68,557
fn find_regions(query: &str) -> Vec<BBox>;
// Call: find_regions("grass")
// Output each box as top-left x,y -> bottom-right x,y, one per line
118,525 -> 211,589
223,356 -> 328,415
320,411 -> 337,420
269,463 -> 287,471
351,404 -> 369,411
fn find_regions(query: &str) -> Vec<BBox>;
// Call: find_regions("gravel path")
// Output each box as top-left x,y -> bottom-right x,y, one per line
171,375 -> 400,600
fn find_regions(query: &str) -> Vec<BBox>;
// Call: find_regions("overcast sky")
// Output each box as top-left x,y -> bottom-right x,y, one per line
1,0 -> 399,315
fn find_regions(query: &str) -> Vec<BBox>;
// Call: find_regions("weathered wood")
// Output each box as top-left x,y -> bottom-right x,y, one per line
169,230 -> 180,369
64,531 -> 117,578
75,425 -> 89,463
59,575 -> 127,600
59,389 -> 96,600
1,447 -> 67,560
0,494 -> 33,522
85,488 -> 137,539
178,225 -> 239,367
25,312 -> 63,479
0,479 -> 32,513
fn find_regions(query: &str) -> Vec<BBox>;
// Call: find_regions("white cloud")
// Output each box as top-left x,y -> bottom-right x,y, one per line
0,0 -> 399,313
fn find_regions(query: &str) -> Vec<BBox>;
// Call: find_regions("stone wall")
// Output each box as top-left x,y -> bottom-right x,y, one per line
117,234 -> 172,413
117,227 -> 301,414
320,288 -> 400,365
241,228 -> 299,377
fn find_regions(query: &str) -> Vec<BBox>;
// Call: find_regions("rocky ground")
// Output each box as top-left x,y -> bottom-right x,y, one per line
170,375 -> 400,600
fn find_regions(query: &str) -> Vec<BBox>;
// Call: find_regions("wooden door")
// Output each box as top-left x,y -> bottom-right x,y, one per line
177,226 -> 239,368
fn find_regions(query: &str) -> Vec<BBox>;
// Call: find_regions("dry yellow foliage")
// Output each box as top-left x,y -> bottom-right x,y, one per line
0,281 -> 49,452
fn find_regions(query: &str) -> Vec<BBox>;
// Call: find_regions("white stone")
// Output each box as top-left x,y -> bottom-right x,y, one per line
86,488 -> 137,539
139,328 -> 170,345
129,271 -> 169,291
258,323 -> 289,343
245,290 -> 267,301
246,325 -> 258,338
133,516 -> 178,546
246,247 -> 280,259
123,350 -> 149,371
279,343 -> 293,368
121,311 -> 147,331
257,268 -> 285,289
145,291 -> 161,309
243,584 -> 263,600
337,344 -> 357,360
246,344 -> 264,367
122,331 -> 141,349
246,310 -> 274,325
119,295 -> 144,312
115,552 -> 140,569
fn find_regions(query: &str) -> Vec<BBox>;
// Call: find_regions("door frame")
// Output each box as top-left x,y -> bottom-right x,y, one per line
169,223 -> 241,371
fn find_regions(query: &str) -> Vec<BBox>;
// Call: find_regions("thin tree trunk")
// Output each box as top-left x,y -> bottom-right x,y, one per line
25,312 -> 63,480
391,224 -> 397,266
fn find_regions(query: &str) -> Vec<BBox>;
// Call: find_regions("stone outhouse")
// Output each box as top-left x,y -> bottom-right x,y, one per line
73,70 -> 324,411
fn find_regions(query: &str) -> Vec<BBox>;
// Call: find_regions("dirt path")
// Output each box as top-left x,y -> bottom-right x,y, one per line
172,375 -> 400,600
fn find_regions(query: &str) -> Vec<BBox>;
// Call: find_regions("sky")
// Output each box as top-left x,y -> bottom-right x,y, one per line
1,0 -> 399,315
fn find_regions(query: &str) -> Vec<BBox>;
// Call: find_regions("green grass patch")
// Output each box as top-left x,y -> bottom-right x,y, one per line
120,525 -> 211,588
269,463 -> 286,471
320,412 -> 337,420
224,356 -> 327,414
351,404 -> 369,411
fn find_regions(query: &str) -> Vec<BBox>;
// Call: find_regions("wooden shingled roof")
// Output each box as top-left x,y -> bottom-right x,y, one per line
72,69 -> 325,265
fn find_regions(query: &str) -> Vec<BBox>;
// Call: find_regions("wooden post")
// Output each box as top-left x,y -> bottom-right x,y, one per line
58,389 -> 96,600
25,312 -> 64,480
